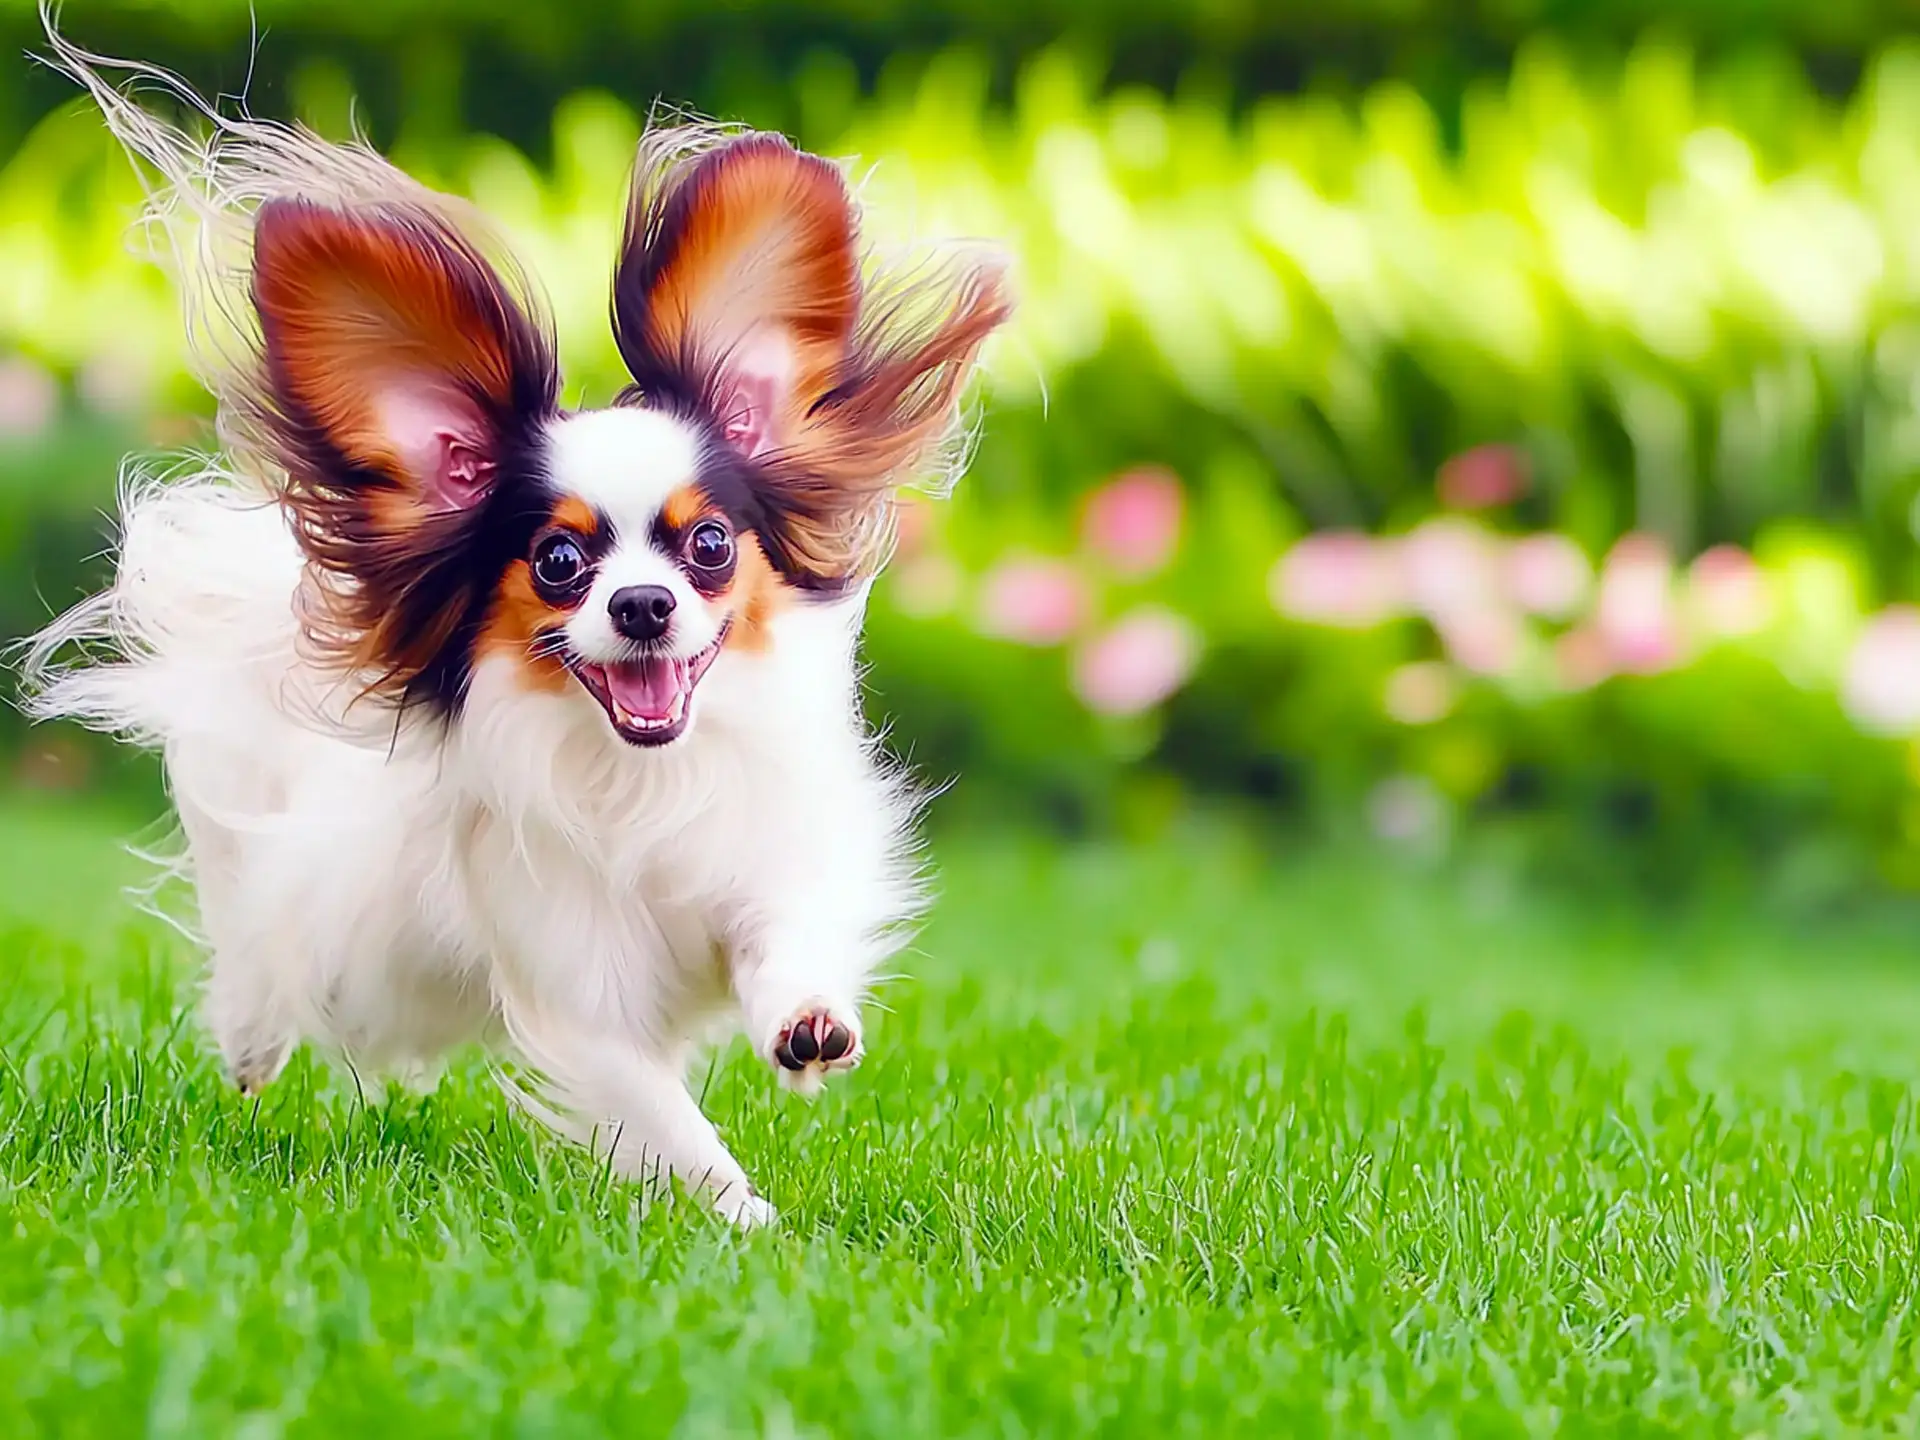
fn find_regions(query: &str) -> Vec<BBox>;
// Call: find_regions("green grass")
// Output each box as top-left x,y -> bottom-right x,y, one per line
5,798 -> 1920,1437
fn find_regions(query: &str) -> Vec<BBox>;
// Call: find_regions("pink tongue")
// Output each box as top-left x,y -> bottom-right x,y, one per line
604,658 -> 682,721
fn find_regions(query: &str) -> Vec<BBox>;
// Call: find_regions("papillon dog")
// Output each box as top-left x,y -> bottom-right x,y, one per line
23,30 -> 1011,1227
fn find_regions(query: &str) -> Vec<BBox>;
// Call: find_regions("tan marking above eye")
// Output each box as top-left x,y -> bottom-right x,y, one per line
661,483 -> 710,533
549,495 -> 599,535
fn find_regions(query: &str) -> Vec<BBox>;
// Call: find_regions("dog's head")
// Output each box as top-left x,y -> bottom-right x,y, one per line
247,129 -> 1010,747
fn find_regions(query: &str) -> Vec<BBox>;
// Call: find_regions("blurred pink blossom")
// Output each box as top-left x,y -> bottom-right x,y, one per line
0,355 -> 57,439
1071,607 -> 1200,716
1437,444 -> 1528,510
1270,531 -> 1404,628
1553,626 -> 1613,691
1687,544 -> 1771,638
1436,606 -> 1525,677
1082,466 -> 1183,576
976,557 -> 1089,646
889,554 -> 963,619
1384,661 -> 1456,725
1842,607 -> 1920,736
1401,518 -> 1500,623
1595,533 -> 1681,674
1506,533 -> 1591,619
78,350 -> 152,417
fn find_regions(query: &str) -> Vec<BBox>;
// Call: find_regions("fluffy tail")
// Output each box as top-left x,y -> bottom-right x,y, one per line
20,456 -> 304,747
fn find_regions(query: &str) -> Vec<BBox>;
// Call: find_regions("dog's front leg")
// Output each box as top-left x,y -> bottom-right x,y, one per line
730,919 -> 871,1099
499,1006 -> 775,1228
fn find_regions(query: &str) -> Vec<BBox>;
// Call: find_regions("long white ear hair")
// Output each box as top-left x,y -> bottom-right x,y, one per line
35,11 -> 568,711
34,8 -> 554,497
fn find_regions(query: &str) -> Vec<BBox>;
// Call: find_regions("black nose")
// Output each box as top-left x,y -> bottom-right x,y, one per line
608,584 -> 676,642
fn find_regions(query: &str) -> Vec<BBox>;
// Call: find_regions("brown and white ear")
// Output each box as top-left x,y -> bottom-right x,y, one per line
253,197 -> 556,513
612,130 -> 1014,588
249,196 -> 558,698
612,132 -> 859,461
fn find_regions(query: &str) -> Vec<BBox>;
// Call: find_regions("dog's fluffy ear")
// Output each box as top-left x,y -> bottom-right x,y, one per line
254,198 -> 555,510
612,134 -> 859,464
250,197 -> 559,695
613,131 -> 1013,589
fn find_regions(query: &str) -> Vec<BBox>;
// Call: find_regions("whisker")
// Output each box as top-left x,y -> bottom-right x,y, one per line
527,631 -> 573,662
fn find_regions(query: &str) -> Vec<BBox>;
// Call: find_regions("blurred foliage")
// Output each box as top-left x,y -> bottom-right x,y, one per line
7,16 -> 1920,891
13,39 -> 1920,558
0,0 -> 1902,161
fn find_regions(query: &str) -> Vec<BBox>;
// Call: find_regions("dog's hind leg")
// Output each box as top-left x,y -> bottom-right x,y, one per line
204,946 -> 296,1095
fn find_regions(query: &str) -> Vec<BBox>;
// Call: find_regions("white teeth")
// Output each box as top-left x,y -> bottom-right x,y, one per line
589,646 -> 714,738
611,691 -> 686,732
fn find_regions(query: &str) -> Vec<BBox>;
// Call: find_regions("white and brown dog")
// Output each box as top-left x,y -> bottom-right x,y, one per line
25,28 -> 1011,1227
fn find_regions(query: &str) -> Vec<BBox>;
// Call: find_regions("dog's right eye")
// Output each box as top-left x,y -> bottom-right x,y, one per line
531,533 -> 591,600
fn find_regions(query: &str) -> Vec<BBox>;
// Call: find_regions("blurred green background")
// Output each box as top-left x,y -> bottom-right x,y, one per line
8,0 -> 1920,899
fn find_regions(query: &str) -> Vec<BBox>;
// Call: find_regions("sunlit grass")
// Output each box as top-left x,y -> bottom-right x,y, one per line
4,799 -> 1920,1434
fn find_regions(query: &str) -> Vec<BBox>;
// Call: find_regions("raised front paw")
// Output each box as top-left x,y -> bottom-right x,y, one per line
766,1003 -> 861,1095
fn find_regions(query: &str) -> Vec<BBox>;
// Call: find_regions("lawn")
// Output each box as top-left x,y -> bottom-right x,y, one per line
4,797 -> 1920,1437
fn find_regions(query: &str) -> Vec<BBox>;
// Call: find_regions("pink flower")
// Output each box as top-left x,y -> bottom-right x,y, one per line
1081,466 -> 1183,577
1071,607 -> 1200,716
1596,533 -> 1681,674
1553,625 -> 1613,691
1401,518 -> 1499,623
1384,661 -> 1456,725
78,350 -> 152,417
1688,544 -> 1770,638
1437,444 -> 1528,510
1436,607 -> 1524,677
1270,532 -> 1405,628
0,355 -> 57,439
1506,534 -> 1591,620
976,558 -> 1089,646
1842,606 -> 1920,736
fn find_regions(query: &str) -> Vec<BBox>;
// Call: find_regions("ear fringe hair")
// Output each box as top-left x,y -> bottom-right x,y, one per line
38,10 -> 563,707
35,10 -> 557,502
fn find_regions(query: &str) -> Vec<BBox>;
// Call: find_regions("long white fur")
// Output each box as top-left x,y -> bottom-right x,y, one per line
22,24 -> 934,1227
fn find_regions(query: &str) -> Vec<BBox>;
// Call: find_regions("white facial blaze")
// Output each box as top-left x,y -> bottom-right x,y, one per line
542,407 -> 727,662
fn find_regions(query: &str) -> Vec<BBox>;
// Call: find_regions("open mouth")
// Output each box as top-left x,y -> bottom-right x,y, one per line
568,621 -> 729,747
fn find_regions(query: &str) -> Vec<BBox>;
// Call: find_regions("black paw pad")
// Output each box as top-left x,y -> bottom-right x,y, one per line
820,1021 -> 853,1062
774,1012 -> 855,1070
787,1020 -> 821,1065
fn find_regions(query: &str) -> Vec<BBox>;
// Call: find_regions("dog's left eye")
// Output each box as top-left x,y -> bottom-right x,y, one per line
531,532 -> 591,600
687,521 -> 735,573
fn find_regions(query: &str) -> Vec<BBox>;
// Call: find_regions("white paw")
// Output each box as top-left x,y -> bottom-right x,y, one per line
714,1188 -> 779,1230
763,1002 -> 862,1097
